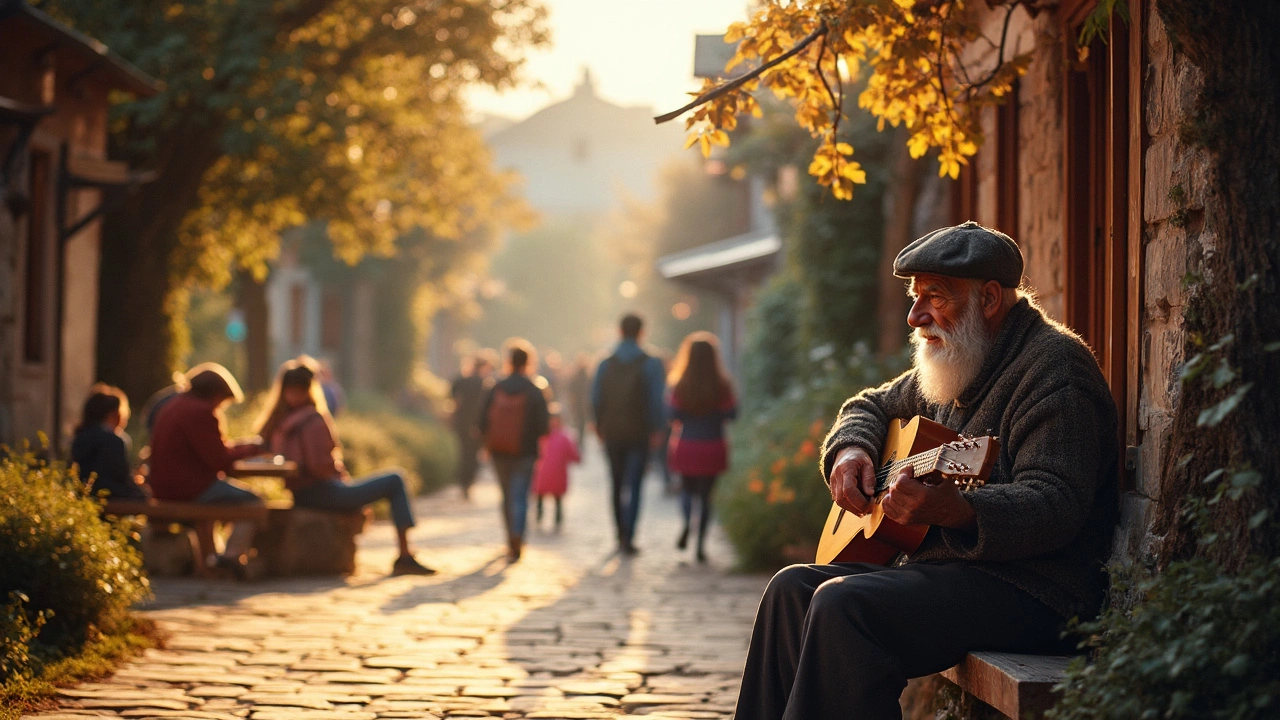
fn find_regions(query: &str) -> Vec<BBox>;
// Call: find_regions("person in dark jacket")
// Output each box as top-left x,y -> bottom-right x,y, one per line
450,351 -> 495,500
591,314 -> 666,555
736,222 -> 1119,719
71,384 -> 148,501
666,332 -> 737,563
478,339 -> 550,562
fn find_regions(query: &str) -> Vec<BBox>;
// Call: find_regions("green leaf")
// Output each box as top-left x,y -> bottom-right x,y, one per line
1210,358 -> 1236,389
1248,509 -> 1270,529
1222,653 -> 1250,676
1264,341 -> 1280,353
1196,383 -> 1253,427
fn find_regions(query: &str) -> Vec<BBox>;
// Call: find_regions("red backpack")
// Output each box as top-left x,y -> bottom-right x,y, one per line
484,387 -> 528,456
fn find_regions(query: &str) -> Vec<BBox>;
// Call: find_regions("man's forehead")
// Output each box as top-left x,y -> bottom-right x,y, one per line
908,274 -> 962,294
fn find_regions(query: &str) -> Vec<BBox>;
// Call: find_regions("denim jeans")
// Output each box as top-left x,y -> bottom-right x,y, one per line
291,470 -> 417,530
492,455 -> 535,541
605,442 -> 649,547
193,479 -> 264,557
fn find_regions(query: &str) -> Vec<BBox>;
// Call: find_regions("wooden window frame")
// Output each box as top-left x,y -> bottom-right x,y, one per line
22,148 -> 52,364
1062,0 -> 1144,482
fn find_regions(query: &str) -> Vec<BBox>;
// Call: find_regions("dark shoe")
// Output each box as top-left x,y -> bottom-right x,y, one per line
621,542 -> 640,556
676,527 -> 689,550
211,554 -> 248,581
507,536 -> 523,562
391,555 -> 437,576
696,548 -> 708,564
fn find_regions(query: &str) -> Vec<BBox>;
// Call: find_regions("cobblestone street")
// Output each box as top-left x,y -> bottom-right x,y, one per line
30,442 -> 768,720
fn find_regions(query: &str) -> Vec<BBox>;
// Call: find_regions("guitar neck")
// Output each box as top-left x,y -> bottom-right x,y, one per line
874,447 -> 942,493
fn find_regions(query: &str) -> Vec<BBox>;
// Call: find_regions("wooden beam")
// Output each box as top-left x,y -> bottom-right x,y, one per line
940,651 -> 1073,719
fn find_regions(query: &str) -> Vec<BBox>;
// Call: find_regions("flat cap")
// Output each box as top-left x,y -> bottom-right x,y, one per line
893,221 -> 1024,288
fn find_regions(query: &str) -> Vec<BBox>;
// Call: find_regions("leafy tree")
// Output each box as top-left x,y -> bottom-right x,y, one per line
36,0 -> 547,403
661,0 -> 1034,198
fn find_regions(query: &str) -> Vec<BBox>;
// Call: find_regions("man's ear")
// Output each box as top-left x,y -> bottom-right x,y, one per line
981,280 -> 1003,319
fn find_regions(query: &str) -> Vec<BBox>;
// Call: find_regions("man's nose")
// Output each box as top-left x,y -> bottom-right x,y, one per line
907,296 -> 932,328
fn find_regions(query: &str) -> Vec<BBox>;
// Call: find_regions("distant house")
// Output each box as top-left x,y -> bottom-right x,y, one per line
655,35 -> 780,373
0,0 -> 159,448
486,69 -> 687,216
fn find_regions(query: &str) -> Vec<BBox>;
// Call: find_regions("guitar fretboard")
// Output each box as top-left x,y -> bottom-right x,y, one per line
873,447 -> 943,493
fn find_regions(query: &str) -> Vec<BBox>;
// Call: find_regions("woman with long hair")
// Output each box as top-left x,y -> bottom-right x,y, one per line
256,356 -> 435,576
666,331 -> 738,563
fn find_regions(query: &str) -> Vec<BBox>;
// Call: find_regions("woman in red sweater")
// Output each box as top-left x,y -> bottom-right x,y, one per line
256,357 -> 435,576
666,332 -> 738,563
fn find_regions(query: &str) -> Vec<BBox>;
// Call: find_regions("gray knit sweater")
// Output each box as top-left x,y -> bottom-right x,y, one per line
821,299 -> 1119,620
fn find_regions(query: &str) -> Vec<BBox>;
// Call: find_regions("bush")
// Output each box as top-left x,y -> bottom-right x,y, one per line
0,448 -> 150,681
336,409 -> 457,497
1049,557 -> 1280,720
721,345 -> 907,569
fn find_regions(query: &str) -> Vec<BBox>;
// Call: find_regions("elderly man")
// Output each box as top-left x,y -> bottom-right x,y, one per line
735,222 -> 1119,719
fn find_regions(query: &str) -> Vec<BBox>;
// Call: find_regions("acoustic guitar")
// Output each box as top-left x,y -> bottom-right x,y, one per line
815,416 -> 999,565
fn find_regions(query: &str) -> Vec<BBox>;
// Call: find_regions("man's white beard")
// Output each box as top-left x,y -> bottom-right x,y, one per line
911,293 -> 993,405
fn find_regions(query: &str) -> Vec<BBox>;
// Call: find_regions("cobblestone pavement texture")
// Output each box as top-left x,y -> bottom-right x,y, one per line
30,440 -> 769,719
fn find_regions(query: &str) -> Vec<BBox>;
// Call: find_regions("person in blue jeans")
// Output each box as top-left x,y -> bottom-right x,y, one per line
256,356 -> 435,576
478,340 -> 550,562
591,314 -> 667,556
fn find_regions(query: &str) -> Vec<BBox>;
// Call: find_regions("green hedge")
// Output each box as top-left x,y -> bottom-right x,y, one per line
721,346 -> 907,570
0,448 -> 150,682
1048,557 -> 1280,720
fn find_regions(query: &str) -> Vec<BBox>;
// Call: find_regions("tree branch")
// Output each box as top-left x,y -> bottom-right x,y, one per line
963,1 -> 1019,97
817,31 -> 841,138
654,22 -> 829,125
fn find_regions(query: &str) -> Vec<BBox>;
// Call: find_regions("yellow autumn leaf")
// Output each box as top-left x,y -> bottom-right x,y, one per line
683,133 -> 700,150
699,134 -> 712,158
835,142 -> 853,155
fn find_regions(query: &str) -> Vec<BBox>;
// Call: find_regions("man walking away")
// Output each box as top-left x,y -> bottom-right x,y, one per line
479,340 -> 550,562
591,314 -> 666,555
451,351 -> 495,500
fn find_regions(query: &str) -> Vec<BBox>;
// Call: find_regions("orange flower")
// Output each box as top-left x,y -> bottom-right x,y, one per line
747,478 -> 765,494
771,458 -> 788,475
799,439 -> 816,457
810,418 -> 827,438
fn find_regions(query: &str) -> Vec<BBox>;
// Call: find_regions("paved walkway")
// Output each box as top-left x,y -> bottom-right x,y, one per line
32,441 -> 769,720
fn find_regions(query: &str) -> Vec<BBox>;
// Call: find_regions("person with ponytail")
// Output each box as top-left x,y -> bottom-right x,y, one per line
256,356 -> 436,576
666,332 -> 737,563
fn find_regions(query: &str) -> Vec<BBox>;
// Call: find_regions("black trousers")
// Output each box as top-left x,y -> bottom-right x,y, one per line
735,562 -> 1069,720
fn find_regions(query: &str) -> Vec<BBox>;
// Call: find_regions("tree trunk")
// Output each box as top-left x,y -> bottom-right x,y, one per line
96,119 -> 225,405
1152,0 -> 1280,566
876,129 -> 926,356
237,271 -> 271,394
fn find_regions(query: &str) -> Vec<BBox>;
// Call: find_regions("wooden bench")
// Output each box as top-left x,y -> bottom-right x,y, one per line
939,651 -> 1072,719
103,499 -> 367,578
104,499 -> 290,577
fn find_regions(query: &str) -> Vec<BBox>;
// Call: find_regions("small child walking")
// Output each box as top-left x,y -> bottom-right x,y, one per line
532,405 -> 579,528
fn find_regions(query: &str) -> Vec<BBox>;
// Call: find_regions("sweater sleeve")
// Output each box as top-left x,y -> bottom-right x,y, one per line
183,410 -> 241,473
936,383 -> 1106,562
821,370 -> 927,482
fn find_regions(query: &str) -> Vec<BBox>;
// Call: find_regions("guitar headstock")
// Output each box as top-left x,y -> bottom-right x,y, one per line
932,435 -> 999,491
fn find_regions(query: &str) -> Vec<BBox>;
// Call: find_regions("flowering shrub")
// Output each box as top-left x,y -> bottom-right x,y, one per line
721,344 -> 908,570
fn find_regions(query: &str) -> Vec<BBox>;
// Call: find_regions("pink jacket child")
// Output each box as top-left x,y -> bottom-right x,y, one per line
532,427 -> 580,498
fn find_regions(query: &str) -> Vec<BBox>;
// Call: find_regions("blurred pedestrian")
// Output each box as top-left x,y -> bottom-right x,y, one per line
532,404 -> 579,529
591,313 -> 666,556
71,384 -> 148,501
148,363 -> 264,577
479,340 -> 550,562
317,359 -> 346,417
667,332 -> 737,563
257,356 -> 435,576
450,351 -> 496,500
566,354 -> 592,444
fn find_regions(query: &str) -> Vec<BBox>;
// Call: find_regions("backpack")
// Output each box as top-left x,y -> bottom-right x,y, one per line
485,386 -> 529,456
597,354 -> 651,444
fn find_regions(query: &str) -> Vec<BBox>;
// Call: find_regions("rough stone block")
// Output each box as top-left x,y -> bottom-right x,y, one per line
255,508 -> 369,576
1112,494 -> 1157,565
140,524 -> 199,577
1144,220 -> 1188,310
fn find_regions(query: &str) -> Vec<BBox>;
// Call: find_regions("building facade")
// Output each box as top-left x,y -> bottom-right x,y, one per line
955,0 -> 1204,560
0,1 -> 157,448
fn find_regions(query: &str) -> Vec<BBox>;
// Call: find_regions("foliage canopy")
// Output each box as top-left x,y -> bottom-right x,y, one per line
672,0 -> 1034,199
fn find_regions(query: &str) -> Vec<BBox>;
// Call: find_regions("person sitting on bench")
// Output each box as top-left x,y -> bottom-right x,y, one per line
735,222 -> 1120,719
71,383 -> 149,502
148,363 -> 265,577
255,356 -> 436,576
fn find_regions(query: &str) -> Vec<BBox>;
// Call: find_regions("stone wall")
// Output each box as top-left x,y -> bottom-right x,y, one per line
963,1 -> 1213,563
